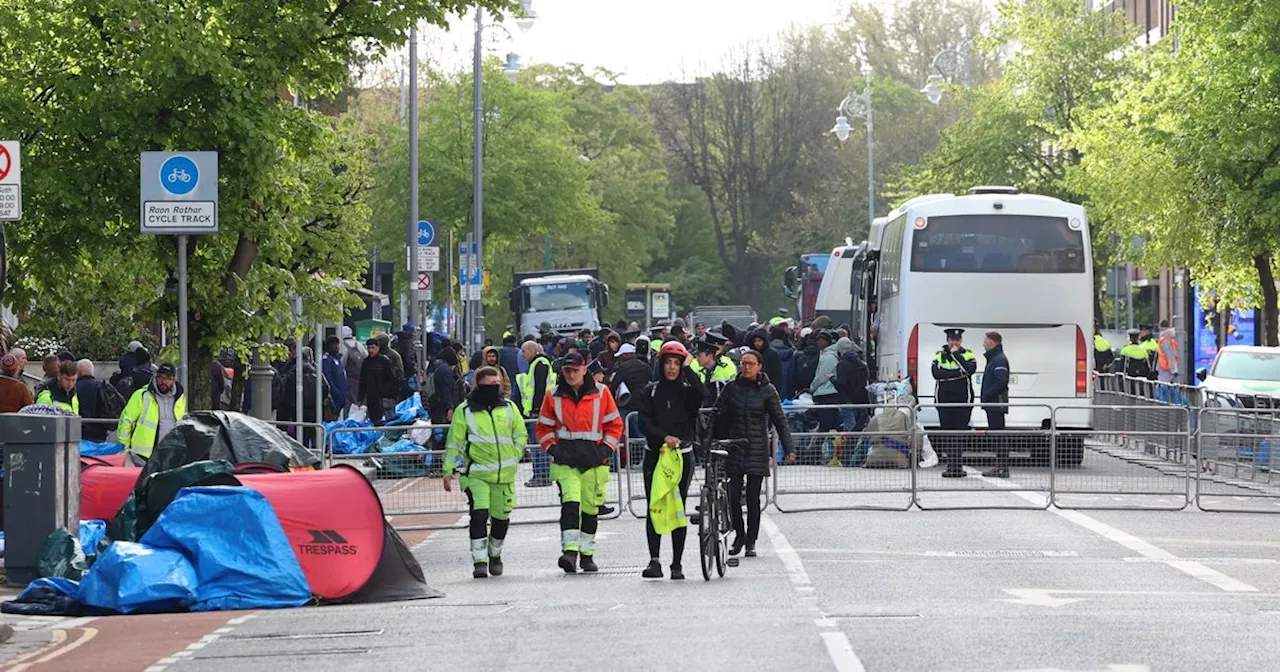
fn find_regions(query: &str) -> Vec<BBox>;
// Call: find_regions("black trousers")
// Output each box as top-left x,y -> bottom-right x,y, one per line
728,473 -> 765,546
642,449 -> 694,563
985,409 -> 1007,464
938,406 -> 972,472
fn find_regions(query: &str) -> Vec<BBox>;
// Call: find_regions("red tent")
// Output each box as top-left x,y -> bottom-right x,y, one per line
80,464 -> 142,521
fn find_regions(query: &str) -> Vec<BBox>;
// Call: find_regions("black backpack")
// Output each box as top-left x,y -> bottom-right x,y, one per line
97,380 -> 126,419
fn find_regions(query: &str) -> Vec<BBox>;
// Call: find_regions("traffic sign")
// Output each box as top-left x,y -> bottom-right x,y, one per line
140,151 -> 218,234
0,141 -> 21,222
416,246 -> 440,272
416,220 -> 435,246
416,271 -> 432,291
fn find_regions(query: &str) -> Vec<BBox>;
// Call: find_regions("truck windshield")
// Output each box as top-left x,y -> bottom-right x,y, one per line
528,281 -> 593,312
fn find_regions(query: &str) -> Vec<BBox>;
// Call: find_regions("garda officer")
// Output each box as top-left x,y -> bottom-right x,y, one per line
517,341 -> 557,488
444,366 -> 528,579
1119,329 -> 1151,393
536,352 -> 624,574
35,360 -> 80,414
1093,324 -> 1115,373
690,333 -> 737,405
932,328 -> 977,478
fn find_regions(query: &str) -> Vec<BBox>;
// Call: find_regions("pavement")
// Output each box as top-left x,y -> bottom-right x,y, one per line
4,442 -> 1280,671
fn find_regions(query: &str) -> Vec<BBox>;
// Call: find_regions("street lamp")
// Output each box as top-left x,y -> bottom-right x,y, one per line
921,39 -> 973,105
471,0 -> 536,352
831,68 -> 875,229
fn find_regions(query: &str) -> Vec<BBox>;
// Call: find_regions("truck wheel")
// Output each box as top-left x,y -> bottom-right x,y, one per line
1056,435 -> 1085,467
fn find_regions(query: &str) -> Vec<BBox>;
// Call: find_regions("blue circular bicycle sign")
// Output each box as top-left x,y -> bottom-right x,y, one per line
159,155 -> 199,196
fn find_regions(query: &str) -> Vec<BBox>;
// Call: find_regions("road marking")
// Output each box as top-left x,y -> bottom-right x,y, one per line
146,613 -> 258,671
997,588 -> 1266,608
3,629 -> 67,668
9,627 -> 98,672
966,468 -> 1259,593
51,617 -> 97,629
762,514 -> 865,672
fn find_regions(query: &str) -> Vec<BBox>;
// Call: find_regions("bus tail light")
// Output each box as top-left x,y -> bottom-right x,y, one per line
907,324 -> 920,389
1075,326 -> 1088,397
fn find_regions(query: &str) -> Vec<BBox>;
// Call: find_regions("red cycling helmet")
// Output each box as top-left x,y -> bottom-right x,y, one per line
658,341 -> 689,360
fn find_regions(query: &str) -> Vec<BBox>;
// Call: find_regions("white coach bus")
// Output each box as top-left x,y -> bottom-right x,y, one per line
872,186 -> 1093,464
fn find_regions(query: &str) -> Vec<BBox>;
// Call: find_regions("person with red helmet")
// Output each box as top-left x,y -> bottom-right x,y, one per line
636,341 -> 703,579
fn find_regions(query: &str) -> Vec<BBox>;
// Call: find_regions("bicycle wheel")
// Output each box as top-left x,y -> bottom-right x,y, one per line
699,484 -> 715,581
714,484 -> 728,577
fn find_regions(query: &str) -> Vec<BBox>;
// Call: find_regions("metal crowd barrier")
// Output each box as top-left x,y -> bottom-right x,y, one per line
329,418 -> 624,531
1196,407 -> 1280,513
1052,405 -> 1191,511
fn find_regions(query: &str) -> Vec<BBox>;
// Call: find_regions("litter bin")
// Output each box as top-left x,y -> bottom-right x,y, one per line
355,319 -> 392,343
0,414 -> 80,585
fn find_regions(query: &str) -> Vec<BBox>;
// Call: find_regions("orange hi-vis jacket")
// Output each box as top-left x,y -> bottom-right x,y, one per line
536,380 -> 624,471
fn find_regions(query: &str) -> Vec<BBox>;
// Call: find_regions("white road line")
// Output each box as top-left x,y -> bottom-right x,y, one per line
762,513 -> 866,672
148,613 -> 258,671
51,616 -> 98,629
966,468 -> 1259,593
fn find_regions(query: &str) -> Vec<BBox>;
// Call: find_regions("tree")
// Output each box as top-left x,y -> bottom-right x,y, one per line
652,29 -> 854,309
0,0 -> 513,407
1068,0 -> 1280,344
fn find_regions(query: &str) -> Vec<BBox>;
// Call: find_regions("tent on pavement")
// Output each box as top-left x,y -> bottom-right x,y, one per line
141,411 -> 320,479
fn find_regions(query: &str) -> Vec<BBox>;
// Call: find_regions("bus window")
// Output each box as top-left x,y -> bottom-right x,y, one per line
910,215 -> 1085,273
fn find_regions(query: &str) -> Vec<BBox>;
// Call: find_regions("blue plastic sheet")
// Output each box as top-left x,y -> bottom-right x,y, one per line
382,438 -> 419,454
140,487 -> 311,611
17,577 -> 79,601
79,440 -> 124,457
78,542 -> 197,615
387,394 -> 429,425
325,419 -> 379,455
78,520 -> 106,560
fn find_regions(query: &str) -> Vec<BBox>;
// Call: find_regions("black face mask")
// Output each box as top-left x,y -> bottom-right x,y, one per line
474,384 -> 502,406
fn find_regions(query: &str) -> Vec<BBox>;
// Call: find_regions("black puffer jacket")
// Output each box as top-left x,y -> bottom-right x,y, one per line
748,328 -> 782,386
610,355 -> 652,414
713,372 -> 795,477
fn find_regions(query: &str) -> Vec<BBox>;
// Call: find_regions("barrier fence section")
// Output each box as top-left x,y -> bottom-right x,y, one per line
329,419 -> 624,531
1196,407 -> 1280,513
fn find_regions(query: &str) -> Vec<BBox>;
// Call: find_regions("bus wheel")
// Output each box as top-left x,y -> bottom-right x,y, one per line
1056,435 -> 1085,467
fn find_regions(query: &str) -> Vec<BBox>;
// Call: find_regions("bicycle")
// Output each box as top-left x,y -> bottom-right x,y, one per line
694,437 -> 745,581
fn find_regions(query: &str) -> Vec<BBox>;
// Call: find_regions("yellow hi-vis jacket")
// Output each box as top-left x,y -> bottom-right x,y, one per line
648,446 -> 687,535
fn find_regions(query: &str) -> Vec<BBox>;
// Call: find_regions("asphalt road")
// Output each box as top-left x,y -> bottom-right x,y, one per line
5,438 -> 1280,671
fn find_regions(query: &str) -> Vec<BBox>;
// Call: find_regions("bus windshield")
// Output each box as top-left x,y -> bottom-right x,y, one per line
528,281 -> 593,312
910,215 -> 1085,273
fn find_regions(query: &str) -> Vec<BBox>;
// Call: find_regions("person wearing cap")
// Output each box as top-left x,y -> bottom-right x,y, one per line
932,328 -> 978,478
35,360 -> 80,415
690,336 -> 737,406
536,352 -> 624,574
1093,324 -> 1114,373
443,366 -> 528,579
518,342 -> 557,487
1138,324 -> 1159,380
0,353 -> 33,413
500,331 -> 526,383
118,363 -> 187,466
637,341 -> 703,579
648,323 -> 668,354
1119,328 -> 1151,383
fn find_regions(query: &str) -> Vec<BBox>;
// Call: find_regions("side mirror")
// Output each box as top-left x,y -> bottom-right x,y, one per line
599,283 -> 610,308
1196,368 -> 1208,382
507,289 -> 518,314
783,266 -> 797,297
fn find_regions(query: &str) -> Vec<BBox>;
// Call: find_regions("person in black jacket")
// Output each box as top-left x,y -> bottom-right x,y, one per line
610,343 -> 652,431
793,333 -> 821,397
980,331 -> 1012,478
747,327 -> 782,390
834,338 -> 871,432
713,350 -> 796,558
429,347 -> 462,425
637,342 -> 703,580
357,339 -> 400,425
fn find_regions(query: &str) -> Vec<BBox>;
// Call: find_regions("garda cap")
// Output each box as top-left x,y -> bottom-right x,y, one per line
944,328 -> 965,340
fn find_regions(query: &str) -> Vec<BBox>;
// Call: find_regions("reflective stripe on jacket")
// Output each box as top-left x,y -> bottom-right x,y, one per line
35,389 -> 79,415
1157,333 -> 1179,372
443,398 -> 527,482
516,357 -> 556,417
117,388 -> 187,457
535,381 -> 624,471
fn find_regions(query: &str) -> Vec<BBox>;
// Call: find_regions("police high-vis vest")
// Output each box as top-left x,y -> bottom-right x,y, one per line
443,399 -> 528,483
117,387 -> 188,457
1120,342 -> 1150,378
516,357 -> 557,417
1094,333 -> 1111,353
35,388 -> 79,415
690,355 -> 737,384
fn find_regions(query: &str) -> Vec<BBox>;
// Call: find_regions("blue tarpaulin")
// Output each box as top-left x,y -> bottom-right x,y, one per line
79,440 -> 124,457
388,395 -> 429,426
78,542 -> 198,615
140,487 -> 311,611
325,419 -> 380,455
78,520 -> 106,561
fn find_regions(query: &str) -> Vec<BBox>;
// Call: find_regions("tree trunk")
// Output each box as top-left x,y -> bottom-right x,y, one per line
1254,253 -> 1278,346
188,347 -> 214,411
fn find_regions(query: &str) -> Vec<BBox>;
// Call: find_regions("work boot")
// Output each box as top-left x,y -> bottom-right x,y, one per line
473,562 -> 489,579
598,504 -> 615,516
642,559 -> 663,579
526,478 -> 551,488
488,556 -> 504,576
942,469 -> 967,478
729,537 -> 745,556
558,551 -> 578,574
982,465 -> 1010,478
579,554 -> 599,573
744,544 -> 757,558
670,564 -> 685,580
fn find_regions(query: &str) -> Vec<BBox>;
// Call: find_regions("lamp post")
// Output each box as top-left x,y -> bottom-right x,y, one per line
921,39 -> 973,105
471,1 -> 536,352
831,68 -> 875,229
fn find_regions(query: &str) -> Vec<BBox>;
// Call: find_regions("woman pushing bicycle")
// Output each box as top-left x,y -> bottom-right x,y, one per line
636,341 -> 704,580
713,349 -> 796,557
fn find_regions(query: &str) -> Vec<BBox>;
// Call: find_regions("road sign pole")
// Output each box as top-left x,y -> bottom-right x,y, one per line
177,235 -> 189,391
408,25 -> 421,373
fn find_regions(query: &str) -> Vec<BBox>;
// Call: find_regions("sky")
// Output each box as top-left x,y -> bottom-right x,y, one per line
402,0 -> 857,86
